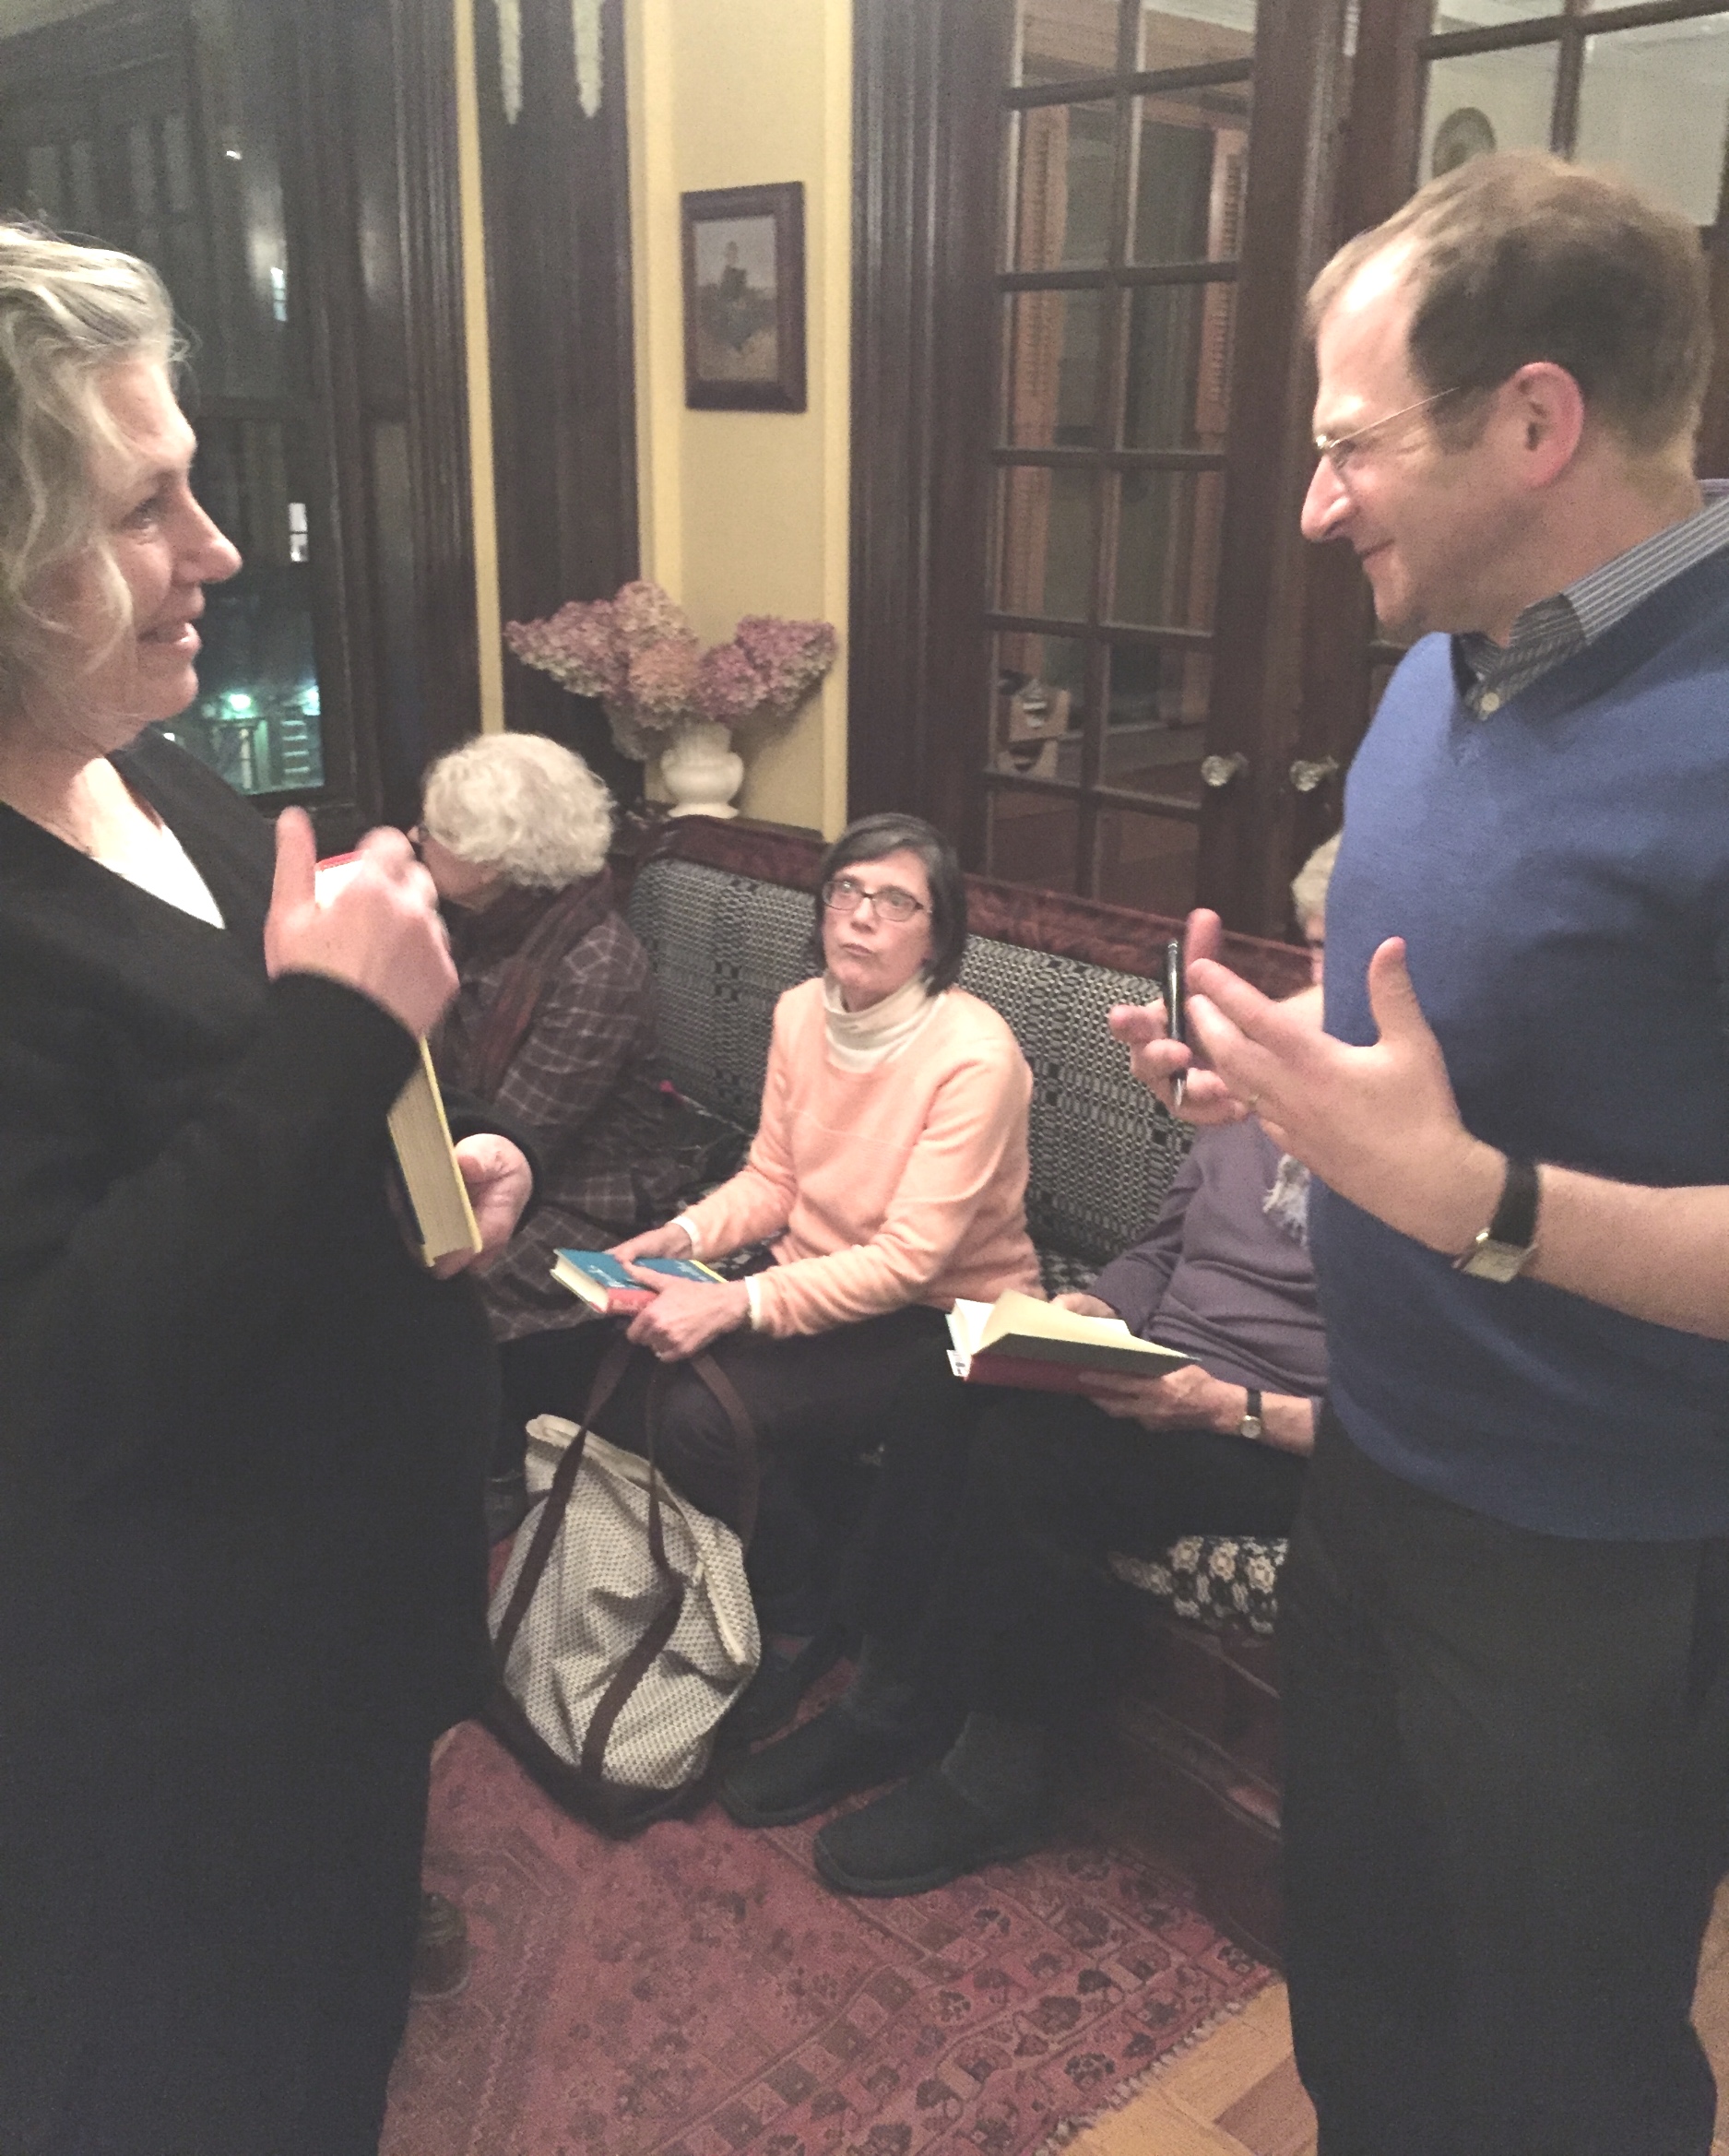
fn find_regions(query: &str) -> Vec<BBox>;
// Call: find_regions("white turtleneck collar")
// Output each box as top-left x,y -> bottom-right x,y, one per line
822,969 -> 941,1072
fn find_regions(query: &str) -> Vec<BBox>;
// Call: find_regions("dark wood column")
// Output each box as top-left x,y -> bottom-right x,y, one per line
847,0 -> 1011,858
472,0 -> 641,802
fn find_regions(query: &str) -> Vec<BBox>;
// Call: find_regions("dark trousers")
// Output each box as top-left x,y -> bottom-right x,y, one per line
851,1374 -> 1307,1726
1280,1411 -> 1729,2156
1,1721 -> 429,2156
498,1305 -> 953,1610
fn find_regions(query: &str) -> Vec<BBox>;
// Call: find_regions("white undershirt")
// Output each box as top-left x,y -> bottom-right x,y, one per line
94,814 -> 225,929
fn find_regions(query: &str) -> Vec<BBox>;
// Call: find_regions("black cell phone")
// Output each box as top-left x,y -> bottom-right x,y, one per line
1163,939 -> 1187,1108
1162,939 -> 1185,1049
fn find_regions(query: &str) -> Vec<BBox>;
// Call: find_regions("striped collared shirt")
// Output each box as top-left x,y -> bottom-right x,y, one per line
1454,491 -> 1729,716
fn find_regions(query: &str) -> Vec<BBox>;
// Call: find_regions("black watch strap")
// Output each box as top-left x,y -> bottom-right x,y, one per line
1487,1155 -> 1540,1248
1454,1155 -> 1541,1280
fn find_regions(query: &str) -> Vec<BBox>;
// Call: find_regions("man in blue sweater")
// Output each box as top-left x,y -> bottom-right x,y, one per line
1119,152 -> 1729,2152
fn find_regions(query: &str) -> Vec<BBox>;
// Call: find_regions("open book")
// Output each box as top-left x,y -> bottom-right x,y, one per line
317,853 -> 481,1268
946,1289 -> 1191,1393
551,1248 -> 725,1316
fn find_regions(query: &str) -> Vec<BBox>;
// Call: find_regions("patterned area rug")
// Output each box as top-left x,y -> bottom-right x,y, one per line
383,1718 -> 1271,2156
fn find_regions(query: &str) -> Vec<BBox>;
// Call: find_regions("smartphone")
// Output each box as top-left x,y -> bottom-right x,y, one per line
1163,939 -> 1187,1108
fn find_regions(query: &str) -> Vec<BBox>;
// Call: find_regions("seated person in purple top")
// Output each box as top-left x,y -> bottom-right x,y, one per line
718,834 -> 1339,1898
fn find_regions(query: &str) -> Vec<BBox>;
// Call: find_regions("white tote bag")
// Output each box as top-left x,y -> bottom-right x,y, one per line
485,1353 -> 760,1833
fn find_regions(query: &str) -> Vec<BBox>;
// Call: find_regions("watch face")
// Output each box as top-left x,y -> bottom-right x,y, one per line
1460,1238 -> 1532,1284
1240,1415 -> 1264,1439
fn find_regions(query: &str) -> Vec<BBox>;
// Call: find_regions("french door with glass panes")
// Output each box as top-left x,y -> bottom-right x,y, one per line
848,0 -> 1356,937
852,0 -> 1729,940
989,0 -> 1257,915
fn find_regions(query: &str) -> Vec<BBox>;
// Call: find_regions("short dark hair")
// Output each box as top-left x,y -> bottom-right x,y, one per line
1308,152 -> 1711,455
812,811 -> 968,993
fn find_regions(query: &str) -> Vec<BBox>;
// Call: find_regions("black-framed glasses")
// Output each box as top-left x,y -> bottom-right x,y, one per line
821,874 -> 928,923
1313,386 -> 1458,480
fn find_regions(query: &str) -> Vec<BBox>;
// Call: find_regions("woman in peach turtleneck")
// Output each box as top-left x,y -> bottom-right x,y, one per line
586,811 -> 1041,1628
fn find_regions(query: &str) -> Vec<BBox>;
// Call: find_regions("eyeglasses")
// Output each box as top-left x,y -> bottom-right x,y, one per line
1313,387 -> 1457,479
821,875 -> 928,924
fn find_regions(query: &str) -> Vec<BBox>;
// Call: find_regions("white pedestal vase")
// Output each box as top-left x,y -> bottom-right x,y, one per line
659,720 -> 744,819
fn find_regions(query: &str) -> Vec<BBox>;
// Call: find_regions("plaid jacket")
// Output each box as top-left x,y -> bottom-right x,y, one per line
437,901 -> 685,1343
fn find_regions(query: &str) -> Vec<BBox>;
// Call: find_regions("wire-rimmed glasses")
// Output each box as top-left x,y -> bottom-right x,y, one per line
821,875 -> 928,923
1313,386 -> 1458,479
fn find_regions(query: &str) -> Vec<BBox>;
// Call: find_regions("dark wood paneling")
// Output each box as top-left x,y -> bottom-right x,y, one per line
475,0 -> 640,803
848,0 -> 1012,857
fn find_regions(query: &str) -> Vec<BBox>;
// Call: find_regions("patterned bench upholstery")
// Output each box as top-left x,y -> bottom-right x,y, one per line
625,823 -> 1308,1636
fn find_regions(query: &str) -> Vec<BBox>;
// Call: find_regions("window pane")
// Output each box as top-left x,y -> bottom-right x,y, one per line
164,417 -> 322,796
1014,0 -> 1120,85
1110,468 -> 1225,630
1106,645 -> 1210,793
1098,806 -> 1199,915
1421,46 -> 1560,183
1131,92 -> 1249,262
1575,17 -> 1729,227
1002,290 -> 1105,448
1431,0 -> 1565,26
1010,101 -> 1118,269
1123,282 -> 1235,448
994,634 -> 1088,782
989,788 -> 1083,894
1136,0 -> 1256,74
997,466 -> 1096,622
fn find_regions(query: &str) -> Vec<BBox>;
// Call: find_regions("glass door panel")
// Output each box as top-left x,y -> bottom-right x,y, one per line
1136,0 -> 1256,72
1015,0 -> 1121,85
1123,281 -> 1235,447
1575,16 -> 1729,224
1001,290 -> 1106,448
1010,101 -> 1119,269
1130,97 -> 1249,262
996,466 -> 1096,620
1421,44 -> 1560,179
1110,468 -> 1224,629
993,632 -> 1089,782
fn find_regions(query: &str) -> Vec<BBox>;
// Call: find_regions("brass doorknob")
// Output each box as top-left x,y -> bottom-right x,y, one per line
1289,755 -> 1340,793
1200,751 -> 1249,788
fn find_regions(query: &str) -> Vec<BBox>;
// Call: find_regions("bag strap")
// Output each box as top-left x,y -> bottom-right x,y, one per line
491,1329 -> 635,1668
578,1360 -> 687,1782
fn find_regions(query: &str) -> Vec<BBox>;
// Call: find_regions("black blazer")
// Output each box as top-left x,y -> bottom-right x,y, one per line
0,732 -> 504,1754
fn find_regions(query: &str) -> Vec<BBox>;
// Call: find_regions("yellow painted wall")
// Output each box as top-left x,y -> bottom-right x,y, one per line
627,0 -> 851,835
454,0 -> 849,821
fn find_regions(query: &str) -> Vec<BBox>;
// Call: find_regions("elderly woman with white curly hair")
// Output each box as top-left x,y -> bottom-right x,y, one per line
0,224 -> 535,2153
418,729 -> 687,1528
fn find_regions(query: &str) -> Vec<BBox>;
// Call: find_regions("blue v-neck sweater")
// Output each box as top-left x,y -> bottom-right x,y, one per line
1313,545 -> 1729,1539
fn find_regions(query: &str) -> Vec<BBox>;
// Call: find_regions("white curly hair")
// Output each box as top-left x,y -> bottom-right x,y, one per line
420,730 -> 614,889
1291,831 -> 1340,933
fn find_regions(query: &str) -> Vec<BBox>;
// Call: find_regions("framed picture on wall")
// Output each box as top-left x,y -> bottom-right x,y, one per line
681,182 -> 806,412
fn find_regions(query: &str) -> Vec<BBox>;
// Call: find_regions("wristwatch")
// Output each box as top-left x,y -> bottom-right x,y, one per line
1238,1388 -> 1264,1442
1453,1155 -> 1540,1282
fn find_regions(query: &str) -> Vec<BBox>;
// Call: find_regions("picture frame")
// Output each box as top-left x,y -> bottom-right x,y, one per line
681,182 -> 806,412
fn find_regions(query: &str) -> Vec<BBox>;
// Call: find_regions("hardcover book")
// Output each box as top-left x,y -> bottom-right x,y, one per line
946,1290 -> 1191,1392
316,852 -> 481,1267
551,1248 -> 726,1316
